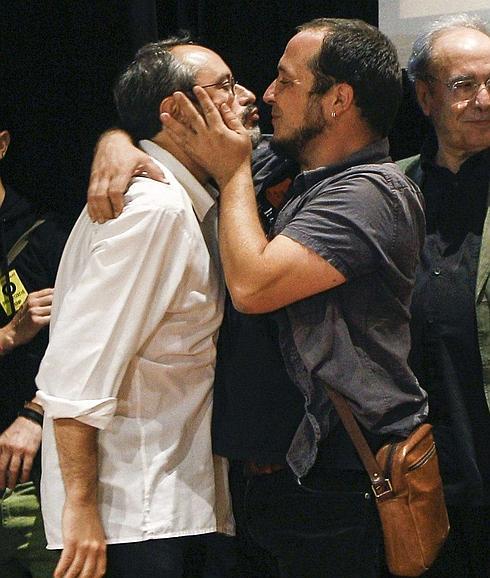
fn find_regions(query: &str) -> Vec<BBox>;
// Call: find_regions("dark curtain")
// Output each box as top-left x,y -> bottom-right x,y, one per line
127,0 -> 159,52
1,0 -> 158,226
1,0 -> 424,227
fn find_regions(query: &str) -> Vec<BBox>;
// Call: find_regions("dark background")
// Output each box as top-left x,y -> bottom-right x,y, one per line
1,0 -> 428,229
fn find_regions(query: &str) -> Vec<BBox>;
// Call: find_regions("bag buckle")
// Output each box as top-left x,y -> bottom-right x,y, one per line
371,476 -> 393,499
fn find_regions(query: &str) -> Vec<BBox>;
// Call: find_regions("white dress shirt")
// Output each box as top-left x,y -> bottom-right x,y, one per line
36,141 -> 233,548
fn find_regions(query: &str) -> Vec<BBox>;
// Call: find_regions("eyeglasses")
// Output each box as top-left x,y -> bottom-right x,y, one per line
200,76 -> 237,96
426,75 -> 490,101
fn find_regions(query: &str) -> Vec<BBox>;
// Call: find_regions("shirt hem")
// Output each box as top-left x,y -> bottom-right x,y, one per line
46,524 -> 235,550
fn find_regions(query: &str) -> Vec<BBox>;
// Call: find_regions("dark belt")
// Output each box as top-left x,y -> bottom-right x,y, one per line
243,460 -> 286,477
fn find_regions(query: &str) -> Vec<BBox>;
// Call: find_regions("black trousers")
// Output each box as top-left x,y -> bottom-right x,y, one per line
230,463 -> 383,578
105,533 -> 237,578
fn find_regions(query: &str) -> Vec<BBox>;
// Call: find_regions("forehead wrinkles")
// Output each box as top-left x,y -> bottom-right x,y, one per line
430,29 -> 490,77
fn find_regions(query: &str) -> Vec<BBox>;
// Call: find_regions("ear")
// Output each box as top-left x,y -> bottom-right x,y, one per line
159,96 -> 177,117
159,96 -> 182,129
0,130 -> 10,159
324,83 -> 355,118
414,79 -> 432,118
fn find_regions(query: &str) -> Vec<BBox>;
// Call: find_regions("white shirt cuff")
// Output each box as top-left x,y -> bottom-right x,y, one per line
36,391 -> 118,430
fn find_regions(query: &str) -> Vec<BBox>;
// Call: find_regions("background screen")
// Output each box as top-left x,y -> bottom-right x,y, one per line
378,0 -> 490,66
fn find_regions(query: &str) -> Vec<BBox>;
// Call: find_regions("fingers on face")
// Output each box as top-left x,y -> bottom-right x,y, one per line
193,86 -> 219,116
220,105 -> 242,130
173,88 -> 217,128
173,91 -> 202,124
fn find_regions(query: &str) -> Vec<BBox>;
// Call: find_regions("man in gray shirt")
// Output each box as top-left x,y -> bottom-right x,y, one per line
162,18 -> 427,578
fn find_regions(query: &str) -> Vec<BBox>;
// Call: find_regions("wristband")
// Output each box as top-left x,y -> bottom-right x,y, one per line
18,407 -> 44,427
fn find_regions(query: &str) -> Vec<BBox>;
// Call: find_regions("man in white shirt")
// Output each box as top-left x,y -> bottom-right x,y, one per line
35,36 -> 236,578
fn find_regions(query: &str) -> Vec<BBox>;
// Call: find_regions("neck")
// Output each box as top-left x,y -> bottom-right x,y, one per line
300,122 -> 378,172
152,134 -> 209,185
434,141 -> 482,174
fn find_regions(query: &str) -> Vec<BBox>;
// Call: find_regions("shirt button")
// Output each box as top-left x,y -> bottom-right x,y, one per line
432,268 -> 441,276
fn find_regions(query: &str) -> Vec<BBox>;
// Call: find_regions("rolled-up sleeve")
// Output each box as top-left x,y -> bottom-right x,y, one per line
36,181 -> 195,429
36,391 -> 117,429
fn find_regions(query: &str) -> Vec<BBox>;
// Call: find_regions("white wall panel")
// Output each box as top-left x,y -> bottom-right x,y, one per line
379,1 -> 490,66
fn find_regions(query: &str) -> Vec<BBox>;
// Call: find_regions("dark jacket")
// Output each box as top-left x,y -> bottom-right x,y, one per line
398,152 -> 490,504
0,185 -> 66,433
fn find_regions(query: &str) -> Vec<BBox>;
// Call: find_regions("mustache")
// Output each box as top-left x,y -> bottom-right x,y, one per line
241,104 -> 258,123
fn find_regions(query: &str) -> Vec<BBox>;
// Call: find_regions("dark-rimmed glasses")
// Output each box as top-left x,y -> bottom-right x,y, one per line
199,76 -> 237,96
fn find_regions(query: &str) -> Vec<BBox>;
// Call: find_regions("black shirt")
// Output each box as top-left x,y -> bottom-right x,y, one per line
212,142 -> 305,463
408,140 -> 490,504
212,297 -> 305,463
0,186 -> 66,434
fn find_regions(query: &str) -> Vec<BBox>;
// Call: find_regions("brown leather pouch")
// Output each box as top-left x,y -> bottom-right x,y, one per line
375,423 -> 449,576
324,385 -> 450,577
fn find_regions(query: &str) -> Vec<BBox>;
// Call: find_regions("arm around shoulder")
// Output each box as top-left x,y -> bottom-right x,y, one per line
87,129 -> 166,223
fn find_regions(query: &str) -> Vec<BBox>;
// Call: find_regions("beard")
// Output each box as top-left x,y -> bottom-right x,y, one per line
270,96 -> 326,164
241,104 -> 262,149
248,124 -> 262,149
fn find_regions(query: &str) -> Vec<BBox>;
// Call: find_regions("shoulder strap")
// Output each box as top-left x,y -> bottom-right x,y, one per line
7,218 -> 46,267
325,386 -> 394,499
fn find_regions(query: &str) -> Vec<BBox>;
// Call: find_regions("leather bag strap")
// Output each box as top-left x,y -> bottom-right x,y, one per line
325,386 -> 394,499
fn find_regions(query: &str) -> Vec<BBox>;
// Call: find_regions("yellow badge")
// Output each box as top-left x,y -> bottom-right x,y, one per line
0,269 -> 28,316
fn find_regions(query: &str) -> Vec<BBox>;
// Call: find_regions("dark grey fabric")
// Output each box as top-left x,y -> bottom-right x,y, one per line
269,139 -> 428,477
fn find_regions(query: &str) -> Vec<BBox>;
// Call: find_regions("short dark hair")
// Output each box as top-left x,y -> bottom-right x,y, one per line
298,18 -> 402,138
114,33 -> 198,141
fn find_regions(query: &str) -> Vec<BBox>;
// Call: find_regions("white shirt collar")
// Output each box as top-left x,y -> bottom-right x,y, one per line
139,139 -> 217,222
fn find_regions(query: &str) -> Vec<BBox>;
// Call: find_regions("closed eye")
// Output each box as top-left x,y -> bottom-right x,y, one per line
452,79 -> 476,91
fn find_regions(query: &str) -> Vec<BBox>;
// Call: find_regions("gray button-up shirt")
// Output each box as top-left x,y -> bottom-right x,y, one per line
261,139 -> 428,478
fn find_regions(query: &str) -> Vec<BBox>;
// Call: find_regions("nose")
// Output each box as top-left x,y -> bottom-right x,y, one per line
235,84 -> 256,106
475,82 -> 490,108
263,80 -> 276,104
